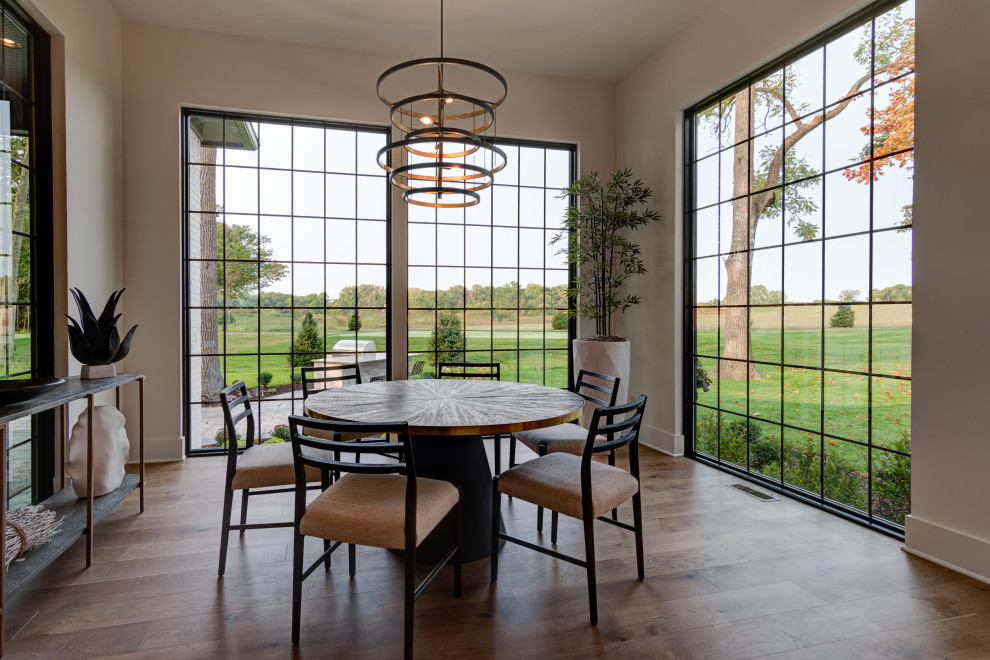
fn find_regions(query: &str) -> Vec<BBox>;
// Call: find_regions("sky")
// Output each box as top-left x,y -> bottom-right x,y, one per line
196,1 -> 914,308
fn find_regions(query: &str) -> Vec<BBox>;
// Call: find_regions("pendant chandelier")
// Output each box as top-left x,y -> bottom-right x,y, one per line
377,0 -> 507,208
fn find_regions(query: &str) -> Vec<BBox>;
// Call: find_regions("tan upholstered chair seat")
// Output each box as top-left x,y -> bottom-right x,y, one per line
300,473 -> 458,550
230,442 -> 327,490
301,425 -> 382,444
513,424 -> 605,456
497,452 -> 638,520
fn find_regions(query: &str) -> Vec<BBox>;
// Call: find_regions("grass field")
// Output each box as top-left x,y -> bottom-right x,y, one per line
211,309 -> 568,388
694,321 -> 911,518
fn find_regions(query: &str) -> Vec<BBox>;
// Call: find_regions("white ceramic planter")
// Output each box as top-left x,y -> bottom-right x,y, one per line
572,339 -> 630,424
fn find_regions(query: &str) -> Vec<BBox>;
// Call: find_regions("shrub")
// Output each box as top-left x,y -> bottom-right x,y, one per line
266,424 -> 290,444
259,371 -> 274,387
830,305 -> 855,328
348,312 -> 362,331
214,428 -> 242,448
873,430 -> 911,525
427,312 -> 466,364
551,311 -> 568,330
291,371 -> 302,384
289,311 -> 325,367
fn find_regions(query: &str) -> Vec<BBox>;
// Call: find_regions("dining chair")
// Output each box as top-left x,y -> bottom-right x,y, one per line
510,369 -> 620,540
490,394 -> 647,625
288,415 -> 462,660
217,381 -> 326,577
437,361 -> 504,472
410,360 -> 425,379
301,365 -> 384,452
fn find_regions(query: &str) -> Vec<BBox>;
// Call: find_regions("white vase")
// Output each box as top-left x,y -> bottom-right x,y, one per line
572,339 -> 630,424
65,406 -> 130,498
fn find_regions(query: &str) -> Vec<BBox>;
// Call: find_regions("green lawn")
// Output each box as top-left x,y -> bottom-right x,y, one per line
694,324 -> 912,521
215,309 -> 568,388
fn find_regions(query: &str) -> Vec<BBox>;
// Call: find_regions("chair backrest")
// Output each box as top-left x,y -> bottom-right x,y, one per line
437,362 -> 500,380
300,364 -> 362,401
288,415 -> 418,545
410,360 -> 425,378
574,369 -> 620,427
219,381 -> 256,460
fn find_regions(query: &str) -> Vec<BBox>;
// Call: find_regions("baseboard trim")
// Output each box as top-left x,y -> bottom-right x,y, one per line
640,425 -> 684,456
903,515 -> 990,586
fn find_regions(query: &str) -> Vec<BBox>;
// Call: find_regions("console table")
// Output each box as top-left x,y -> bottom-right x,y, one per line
0,373 -> 145,656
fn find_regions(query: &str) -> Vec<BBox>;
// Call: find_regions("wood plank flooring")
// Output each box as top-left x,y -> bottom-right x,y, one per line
5,445 -> 990,659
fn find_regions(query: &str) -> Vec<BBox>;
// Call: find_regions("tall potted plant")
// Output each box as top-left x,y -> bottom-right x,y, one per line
552,169 -> 660,406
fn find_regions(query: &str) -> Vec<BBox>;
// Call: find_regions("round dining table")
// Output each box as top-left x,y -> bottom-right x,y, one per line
304,379 -> 585,561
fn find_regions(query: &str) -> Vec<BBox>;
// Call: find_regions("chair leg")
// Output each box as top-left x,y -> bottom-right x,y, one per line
291,530 -> 304,643
490,478 -> 501,583
508,435 -> 516,468
404,544 -> 416,660
323,539 -> 332,570
609,451 -> 618,521
493,434 -> 501,474
583,516 -> 598,625
239,489 -> 249,534
453,499 -> 463,597
632,491 -> 645,581
551,511 -> 559,545
537,506 -> 544,533
348,543 -> 357,578
218,486 -> 234,577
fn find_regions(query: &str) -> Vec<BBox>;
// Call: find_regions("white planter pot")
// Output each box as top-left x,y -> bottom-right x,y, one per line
572,339 -> 630,424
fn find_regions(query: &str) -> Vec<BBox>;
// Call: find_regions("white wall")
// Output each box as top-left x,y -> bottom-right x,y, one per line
23,0 -> 124,461
616,0 -> 990,583
119,21 -> 616,460
903,0 -> 990,584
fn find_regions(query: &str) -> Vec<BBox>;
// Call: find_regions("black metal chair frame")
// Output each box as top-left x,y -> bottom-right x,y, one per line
490,394 -> 647,625
288,416 -> 462,660
217,381 -> 322,577
301,365 -> 390,459
437,361 -> 504,471
509,369 -> 620,540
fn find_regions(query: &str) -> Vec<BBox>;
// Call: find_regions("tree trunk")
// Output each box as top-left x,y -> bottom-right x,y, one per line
7,143 -> 29,353
717,91 -> 762,381
199,147 -> 224,399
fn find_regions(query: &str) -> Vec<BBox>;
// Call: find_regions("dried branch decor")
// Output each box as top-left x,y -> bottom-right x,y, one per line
4,505 -> 62,570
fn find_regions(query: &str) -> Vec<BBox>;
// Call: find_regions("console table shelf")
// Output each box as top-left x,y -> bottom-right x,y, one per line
4,475 -> 140,596
0,373 -> 145,657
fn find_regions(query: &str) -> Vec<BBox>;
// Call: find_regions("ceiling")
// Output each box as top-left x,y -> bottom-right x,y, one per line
105,0 -> 721,83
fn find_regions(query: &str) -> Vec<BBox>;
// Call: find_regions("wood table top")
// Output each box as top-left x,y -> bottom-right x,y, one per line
303,379 -> 585,437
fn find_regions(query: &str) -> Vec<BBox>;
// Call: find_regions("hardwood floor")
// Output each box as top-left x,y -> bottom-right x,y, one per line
5,445 -> 990,659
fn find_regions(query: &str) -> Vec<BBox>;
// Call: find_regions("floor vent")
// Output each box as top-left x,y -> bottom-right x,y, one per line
727,483 -> 778,501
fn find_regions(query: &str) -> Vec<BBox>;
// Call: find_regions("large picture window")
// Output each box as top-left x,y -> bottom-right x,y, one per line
0,1 -> 52,506
182,111 -> 388,452
407,140 -> 575,386
686,0 -> 914,532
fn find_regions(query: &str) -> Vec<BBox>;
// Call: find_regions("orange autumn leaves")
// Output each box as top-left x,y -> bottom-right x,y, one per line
844,18 -> 916,184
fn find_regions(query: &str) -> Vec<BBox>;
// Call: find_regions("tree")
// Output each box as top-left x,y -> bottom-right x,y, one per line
551,310 -> 568,330
348,312 -> 362,331
830,290 -> 860,328
427,312 -> 465,364
703,9 -> 914,379
216,222 -> 288,303
289,311 -> 325,367
749,285 -> 783,305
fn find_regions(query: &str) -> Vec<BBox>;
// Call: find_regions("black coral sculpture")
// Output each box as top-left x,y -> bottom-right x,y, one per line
65,288 -> 138,365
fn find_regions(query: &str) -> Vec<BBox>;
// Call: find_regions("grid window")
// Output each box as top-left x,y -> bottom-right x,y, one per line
182,111 -> 389,452
1,2 -> 52,508
686,1 -> 914,532
407,141 -> 575,386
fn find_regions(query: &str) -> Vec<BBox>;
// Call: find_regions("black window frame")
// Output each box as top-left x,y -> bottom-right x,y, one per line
180,109 -> 392,456
683,0 -> 914,538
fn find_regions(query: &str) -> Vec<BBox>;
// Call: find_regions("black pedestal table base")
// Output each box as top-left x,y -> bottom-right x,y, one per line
411,434 -> 504,563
